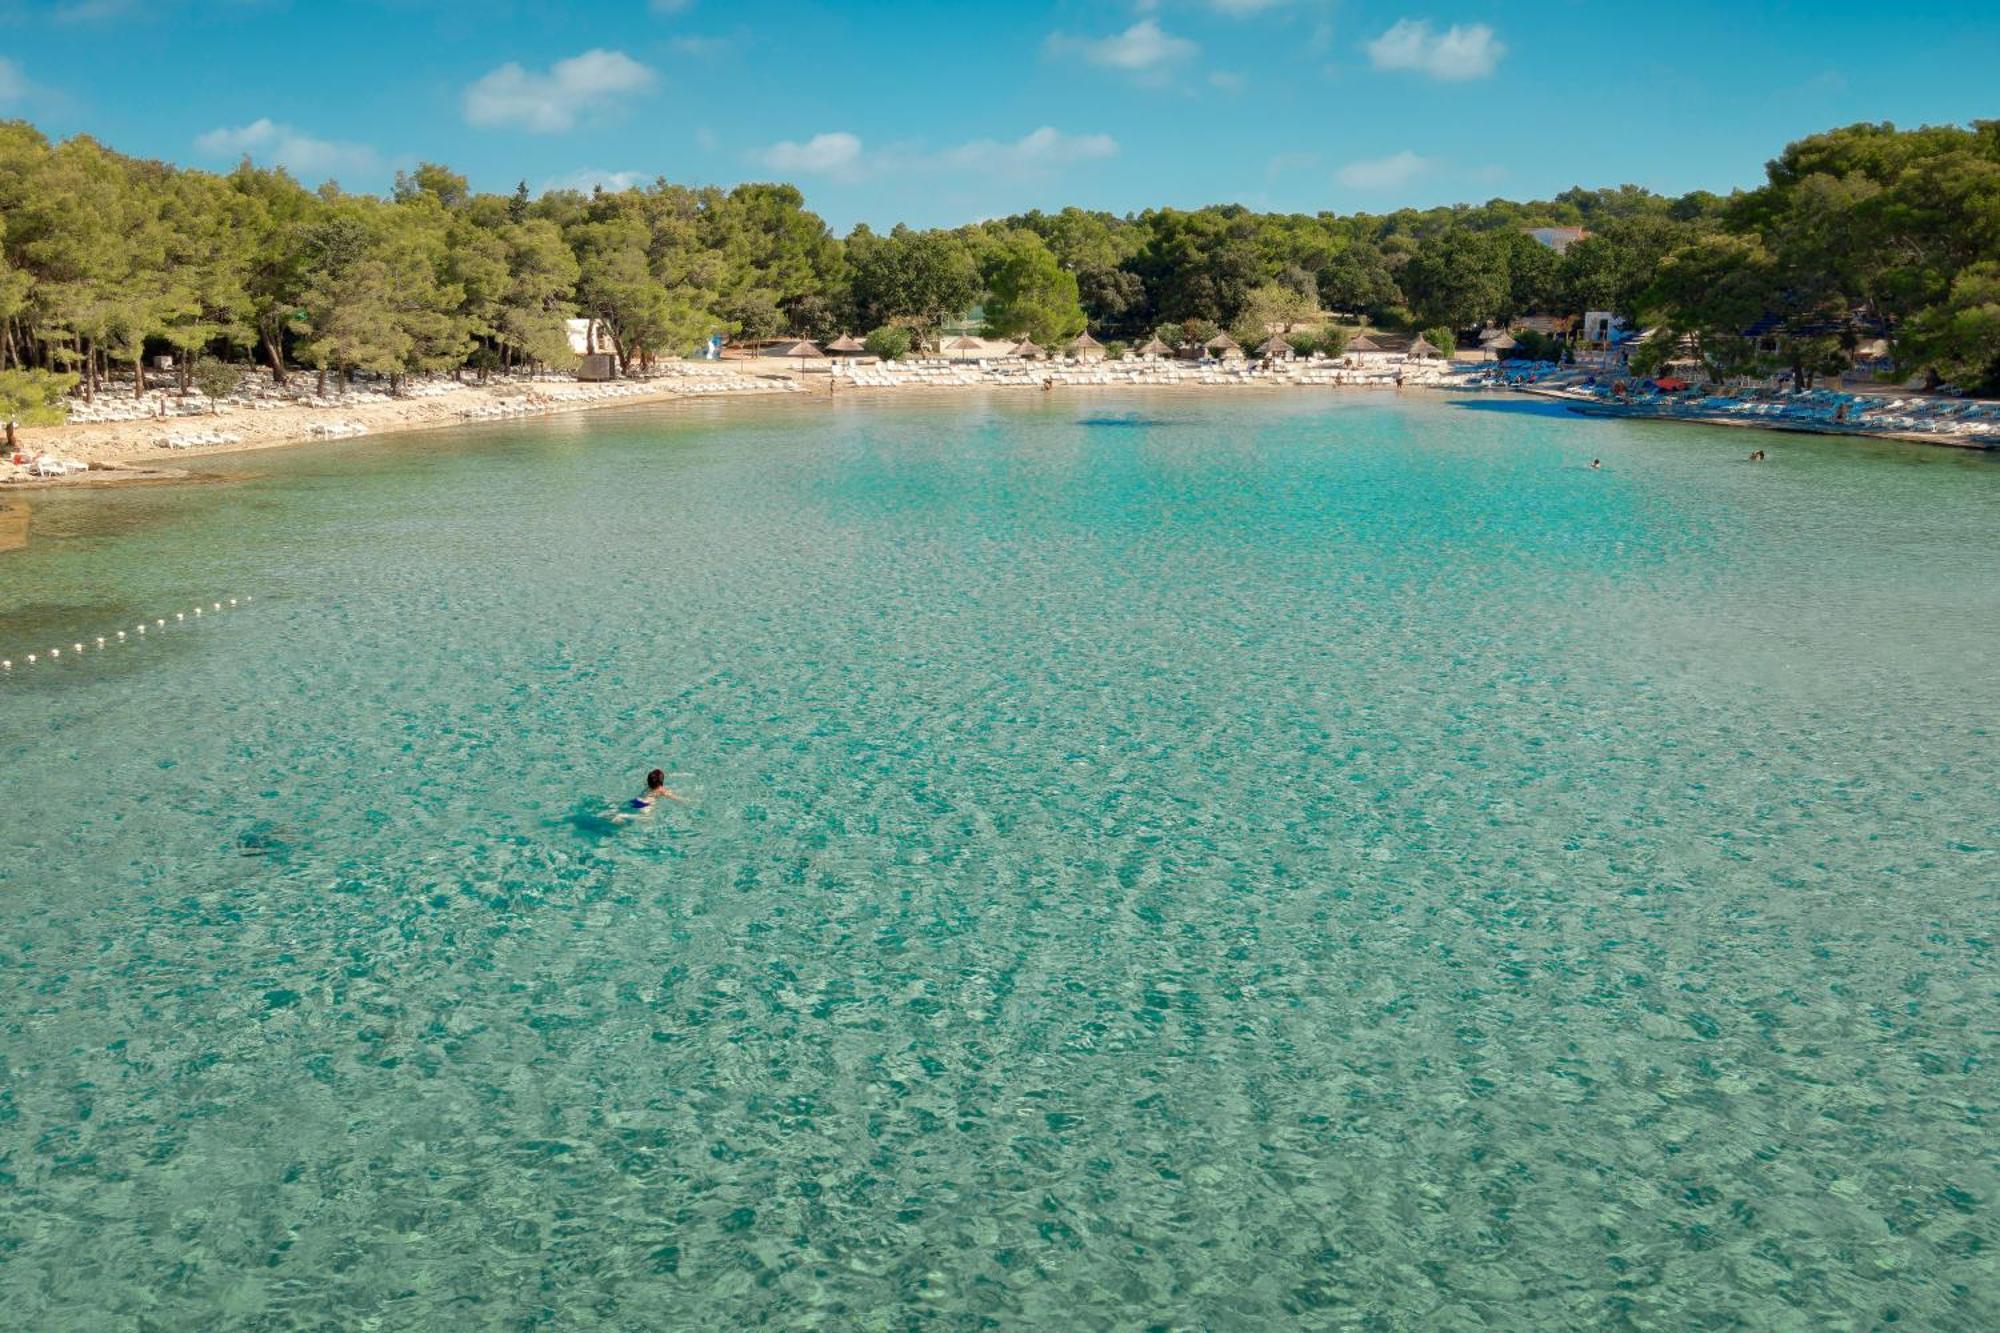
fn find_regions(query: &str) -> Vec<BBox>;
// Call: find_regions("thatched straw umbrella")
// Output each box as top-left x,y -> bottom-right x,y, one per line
1346,333 -> 1382,354
1137,336 -> 1172,359
1480,331 -> 1517,352
945,335 -> 984,363
1204,332 -> 1241,359
1012,338 -> 1045,360
825,334 -> 865,356
1257,332 -> 1293,361
1068,331 -> 1105,361
1406,334 -> 1442,360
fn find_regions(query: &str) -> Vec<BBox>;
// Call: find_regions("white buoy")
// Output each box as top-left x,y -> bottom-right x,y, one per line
193,608 -> 202,617
25,655 -> 34,664
176,613 -> 184,621
74,643 -> 84,653
212,602 -> 221,611
96,637 -> 105,646
137,626 -> 146,635
50,648 -> 60,658
117,631 -> 126,640
2,660 -> 10,669
229,598 -> 238,607
156,619 -> 164,627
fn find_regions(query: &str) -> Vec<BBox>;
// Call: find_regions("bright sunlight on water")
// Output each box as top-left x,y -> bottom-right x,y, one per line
1,393 -> 1995,1327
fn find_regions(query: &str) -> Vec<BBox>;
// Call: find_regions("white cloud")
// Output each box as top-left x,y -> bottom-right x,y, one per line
0,58 -> 23,104
541,168 -> 650,195
1366,19 -> 1505,81
756,131 -> 867,182
1046,20 -> 1197,72
463,50 -> 656,134
1336,150 -> 1432,190
752,127 -> 1119,184
939,127 -> 1117,176
194,119 -> 379,179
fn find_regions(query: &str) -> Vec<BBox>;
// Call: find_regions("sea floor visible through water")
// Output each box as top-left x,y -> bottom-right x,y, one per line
1,391 -> 1995,1327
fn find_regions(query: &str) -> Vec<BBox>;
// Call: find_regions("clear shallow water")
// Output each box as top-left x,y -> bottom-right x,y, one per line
1,392 -> 1995,1328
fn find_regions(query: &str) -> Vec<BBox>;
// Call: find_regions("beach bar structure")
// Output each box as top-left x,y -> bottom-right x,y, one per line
566,318 -> 620,381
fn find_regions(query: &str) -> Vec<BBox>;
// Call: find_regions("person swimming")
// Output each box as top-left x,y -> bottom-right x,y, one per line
627,768 -> 687,813
1590,458 -> 1602,470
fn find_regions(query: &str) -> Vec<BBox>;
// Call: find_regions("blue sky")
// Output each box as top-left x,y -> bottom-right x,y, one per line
2,0 -> 1996,230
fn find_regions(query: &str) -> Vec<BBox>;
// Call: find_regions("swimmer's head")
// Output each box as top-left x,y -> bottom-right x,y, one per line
646,769 -> 665,790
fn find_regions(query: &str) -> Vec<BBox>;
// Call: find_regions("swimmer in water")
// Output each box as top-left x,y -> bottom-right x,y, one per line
1590,458 -> 1602,470
625,768 -> 687,815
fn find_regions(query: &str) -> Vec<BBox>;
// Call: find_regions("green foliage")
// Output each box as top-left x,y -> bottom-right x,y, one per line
0,368 -> 76,425
980,231 -> 1086,348
1229,281 -> 1320,348
1400,231 -> 1508,332
0,116 -> 1995,400
1421,326 -> 1457,357
1508,329 -> 1566,362
863,326 -> 912,361
190,358 -> 242,408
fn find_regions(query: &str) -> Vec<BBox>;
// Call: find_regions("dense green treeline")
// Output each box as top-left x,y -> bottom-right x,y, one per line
2,117 -> 1997,419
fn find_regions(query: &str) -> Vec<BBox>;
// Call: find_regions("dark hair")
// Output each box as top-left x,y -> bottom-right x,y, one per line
646,769 -> 665,789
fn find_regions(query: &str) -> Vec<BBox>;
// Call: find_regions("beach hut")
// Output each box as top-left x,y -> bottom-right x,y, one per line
1204,332 -> 1242,361
1256,332 -> 1293,362
945,335 -> 984,363
825,334 -> 866,357
1137,336 -> 1172,360
1068,331 -> 1106,362
1406,335 -> 1442,361
1012,338 -> 1045,360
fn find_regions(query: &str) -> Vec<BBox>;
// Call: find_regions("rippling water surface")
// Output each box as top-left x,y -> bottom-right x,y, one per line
2,393 -> 1995,1327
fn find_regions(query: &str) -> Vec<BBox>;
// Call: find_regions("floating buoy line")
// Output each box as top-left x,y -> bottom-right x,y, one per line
3,596 -> 250,673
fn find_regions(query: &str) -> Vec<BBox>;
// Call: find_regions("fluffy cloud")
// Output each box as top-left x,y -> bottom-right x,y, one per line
0,58 -> 23,104
1045,20 -> 1198,72
540,168 -> 651,195
463,50 -> 656,134
754,128 -> 1118,184
1336,150 -> 1432,190
194,119 -> 379,179
1366,19 -> 1505,81
756,132 -> 867,182
938,127 -> 1117,175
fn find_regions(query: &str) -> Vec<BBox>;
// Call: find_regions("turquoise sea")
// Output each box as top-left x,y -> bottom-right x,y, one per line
1,392 -> 1995,1328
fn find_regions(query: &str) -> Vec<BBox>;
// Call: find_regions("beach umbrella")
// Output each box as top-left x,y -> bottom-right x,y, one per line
1480,330 -> 1516,351
1406,335 -> 1441,360
1257,332 -> 1293,361
945,335 -> 984,363
1067,331 -> 1105,361
1137,336 -> 1172,359
1012,338 -> 1045,359
825,334 -> 865,356
1346,334 -> 1381,353
1204,332 -> 1241,358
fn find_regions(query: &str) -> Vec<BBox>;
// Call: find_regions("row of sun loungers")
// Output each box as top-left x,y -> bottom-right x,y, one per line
155,430 -> 243,449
